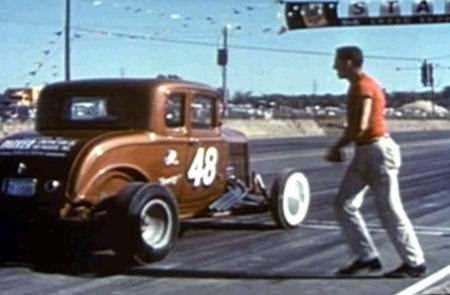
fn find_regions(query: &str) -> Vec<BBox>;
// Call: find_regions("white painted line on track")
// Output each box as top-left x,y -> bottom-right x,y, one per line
252,150 -> 324,162
394,265 -> 450,295
301,221 -> 450,237
251,138 -> 450,163
422,203 -> 441,208
307,220 -> 450,232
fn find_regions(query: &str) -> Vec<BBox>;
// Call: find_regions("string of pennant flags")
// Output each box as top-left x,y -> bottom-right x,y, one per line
16,0 -> 283,86
22,30 -> 86,87
21,31 -> 64,87
78,0 -> 280,36
13,0 -> 450,87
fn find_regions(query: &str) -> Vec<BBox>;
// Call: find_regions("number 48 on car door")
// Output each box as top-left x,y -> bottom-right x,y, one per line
187,146 -> 219,187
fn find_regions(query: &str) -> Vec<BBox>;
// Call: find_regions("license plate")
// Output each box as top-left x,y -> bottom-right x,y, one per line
4,178 -> 37,197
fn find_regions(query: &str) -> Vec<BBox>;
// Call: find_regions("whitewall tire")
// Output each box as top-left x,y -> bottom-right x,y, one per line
270,169 -> 310,229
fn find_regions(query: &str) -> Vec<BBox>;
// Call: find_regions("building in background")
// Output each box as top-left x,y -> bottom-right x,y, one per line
3,86 -> 43,106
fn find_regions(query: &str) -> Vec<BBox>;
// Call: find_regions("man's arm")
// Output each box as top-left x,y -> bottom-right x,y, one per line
326,97 -> 372,162
339,97 -> 372,145
355,97 -> 372,140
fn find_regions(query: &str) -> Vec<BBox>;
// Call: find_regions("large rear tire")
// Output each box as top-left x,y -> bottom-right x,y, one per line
112,183 -> 179,265
270,169 -> 310,229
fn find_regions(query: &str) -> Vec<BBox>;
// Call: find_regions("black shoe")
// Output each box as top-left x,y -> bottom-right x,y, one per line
384,263 -> 427,278
336,258 -> 382,275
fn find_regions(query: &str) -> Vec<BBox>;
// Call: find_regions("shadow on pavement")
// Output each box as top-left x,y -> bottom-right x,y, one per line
1,250 -> 390,280
126,267 -> 388,280
0,218 -> 280,276
0,220 -> 390,280
180,220 -> 278,234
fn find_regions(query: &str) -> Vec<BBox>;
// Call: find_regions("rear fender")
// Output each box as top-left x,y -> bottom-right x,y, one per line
77,164 -> 151,206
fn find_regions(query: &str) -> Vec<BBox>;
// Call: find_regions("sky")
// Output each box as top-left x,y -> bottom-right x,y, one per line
1,0 -> 450,96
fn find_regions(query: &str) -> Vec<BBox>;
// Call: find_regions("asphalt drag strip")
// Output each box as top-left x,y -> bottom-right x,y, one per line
1,132 -> 450,295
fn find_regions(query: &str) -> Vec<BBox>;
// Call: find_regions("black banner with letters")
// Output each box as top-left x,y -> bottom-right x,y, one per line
284,2 -> 340,29
283,1 -> 450,30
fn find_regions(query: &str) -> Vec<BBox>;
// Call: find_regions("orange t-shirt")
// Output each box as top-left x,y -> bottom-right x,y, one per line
346,73 -> 387,143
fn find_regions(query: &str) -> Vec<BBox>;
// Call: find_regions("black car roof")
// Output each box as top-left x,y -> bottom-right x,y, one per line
43,78 -> 217,93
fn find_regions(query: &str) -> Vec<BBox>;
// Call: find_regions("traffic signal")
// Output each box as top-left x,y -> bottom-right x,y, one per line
421,60 -> 434,87
217,49 -> 228,66
421,61 -> 428,86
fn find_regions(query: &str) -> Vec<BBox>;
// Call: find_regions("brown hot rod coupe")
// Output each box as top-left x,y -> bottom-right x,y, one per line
0,79 -> 310,264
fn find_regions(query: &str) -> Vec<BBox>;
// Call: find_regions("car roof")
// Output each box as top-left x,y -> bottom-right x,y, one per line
36,78 -> 220,131
43,78 -> 217,94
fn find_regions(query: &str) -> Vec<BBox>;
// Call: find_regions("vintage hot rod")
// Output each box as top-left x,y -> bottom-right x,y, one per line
0,79 -> 310,264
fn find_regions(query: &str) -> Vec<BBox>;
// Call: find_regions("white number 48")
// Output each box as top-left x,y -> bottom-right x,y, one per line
187,147 -> 219,187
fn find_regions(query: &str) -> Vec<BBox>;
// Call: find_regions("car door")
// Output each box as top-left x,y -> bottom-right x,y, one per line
158,92 -> 191,200
182,92 -> 227,213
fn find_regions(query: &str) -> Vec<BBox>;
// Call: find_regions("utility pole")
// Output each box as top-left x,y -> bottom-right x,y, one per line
312,79 -> 318,96
64,0 -> 71,81
430,63 -> 435,117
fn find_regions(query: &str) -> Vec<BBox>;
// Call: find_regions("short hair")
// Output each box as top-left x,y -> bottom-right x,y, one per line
336,46 -> 364,68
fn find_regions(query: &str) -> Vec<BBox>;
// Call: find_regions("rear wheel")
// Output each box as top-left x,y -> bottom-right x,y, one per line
270,169 -> 310,229
111,183 -> 179,265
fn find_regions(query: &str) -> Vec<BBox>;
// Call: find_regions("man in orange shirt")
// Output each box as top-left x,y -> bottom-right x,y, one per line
326,46 -> 426,278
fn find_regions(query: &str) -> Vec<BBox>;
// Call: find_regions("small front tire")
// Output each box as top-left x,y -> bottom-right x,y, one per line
270,169 -> 310,229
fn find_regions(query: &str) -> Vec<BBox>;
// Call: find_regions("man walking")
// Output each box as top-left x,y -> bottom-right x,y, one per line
326,46 -> 427,278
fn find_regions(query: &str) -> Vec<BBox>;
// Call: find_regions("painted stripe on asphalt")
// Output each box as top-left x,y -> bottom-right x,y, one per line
301,222 -> 449,237
252,149 -> 324,162
307,220 -> 450,232
394,265 -> 450,295
251,138 -> 450,163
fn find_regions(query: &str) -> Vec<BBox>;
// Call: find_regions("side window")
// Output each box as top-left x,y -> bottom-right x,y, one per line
192,95 -> 215,129
165,94 -> 185,128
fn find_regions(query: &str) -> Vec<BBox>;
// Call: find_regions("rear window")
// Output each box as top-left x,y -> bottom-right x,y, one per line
37,86 -> 149,130
68,97 -> 111,121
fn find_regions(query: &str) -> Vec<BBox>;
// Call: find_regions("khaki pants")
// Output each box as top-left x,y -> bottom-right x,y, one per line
334,136 -> 425,266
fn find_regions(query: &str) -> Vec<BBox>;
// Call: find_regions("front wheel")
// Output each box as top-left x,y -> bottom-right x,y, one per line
270,169 -> 310,229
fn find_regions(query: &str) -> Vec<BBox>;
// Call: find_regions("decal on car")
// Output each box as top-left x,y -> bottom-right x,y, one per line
187,147 -> 218,187
164,149 -> 180,166
158,174 -> 182,186
17,162 -> 27,175
0,137 -> 77,157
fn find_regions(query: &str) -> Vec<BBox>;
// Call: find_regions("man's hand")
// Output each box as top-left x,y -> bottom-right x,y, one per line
325,146 -> 345,163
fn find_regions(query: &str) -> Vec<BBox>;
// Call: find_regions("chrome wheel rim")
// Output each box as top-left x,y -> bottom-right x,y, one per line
140,199 -> 172,249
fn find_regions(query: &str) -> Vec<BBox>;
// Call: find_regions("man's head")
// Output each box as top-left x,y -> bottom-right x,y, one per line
333,46 -> 363,79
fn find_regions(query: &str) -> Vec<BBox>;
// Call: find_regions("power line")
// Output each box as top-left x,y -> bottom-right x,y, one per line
0,18 -> 60,28
75,26 -> 333,56
0,18 -> 221,41
0,18 -> 432,62
74,26 -> 422,62
429,54 -> 450,61
364,54 -> 421,62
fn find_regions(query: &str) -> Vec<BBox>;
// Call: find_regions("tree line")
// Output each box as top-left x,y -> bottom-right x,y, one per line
231,86 -> 450,109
